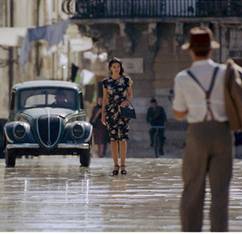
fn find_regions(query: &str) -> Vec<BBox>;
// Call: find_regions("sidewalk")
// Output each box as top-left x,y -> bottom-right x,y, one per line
0,157 -> 241,231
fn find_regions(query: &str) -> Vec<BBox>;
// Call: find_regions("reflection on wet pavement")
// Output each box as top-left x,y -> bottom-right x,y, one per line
0,157 -> 241,231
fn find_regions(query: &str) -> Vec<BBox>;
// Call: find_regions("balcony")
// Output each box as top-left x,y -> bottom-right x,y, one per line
68,0 -> 242,19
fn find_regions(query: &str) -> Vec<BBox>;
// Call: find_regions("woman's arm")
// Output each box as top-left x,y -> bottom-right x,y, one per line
127,85 -> 133,102
101,87 -> 108,125
121,79 -> 133,107
91,108 -> 102,124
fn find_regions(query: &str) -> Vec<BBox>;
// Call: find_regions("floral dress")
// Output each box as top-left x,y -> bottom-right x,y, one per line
103,76 -> 133,141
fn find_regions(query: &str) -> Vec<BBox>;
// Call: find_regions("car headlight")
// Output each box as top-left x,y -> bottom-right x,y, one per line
72,123 -> 84,138
13,124 -> 26,139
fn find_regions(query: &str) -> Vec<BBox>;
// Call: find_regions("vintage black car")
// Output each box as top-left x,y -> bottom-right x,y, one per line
2,80 -> 92,167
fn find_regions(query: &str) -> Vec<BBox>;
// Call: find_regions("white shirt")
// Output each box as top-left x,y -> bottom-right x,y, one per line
173,59 -> 228,123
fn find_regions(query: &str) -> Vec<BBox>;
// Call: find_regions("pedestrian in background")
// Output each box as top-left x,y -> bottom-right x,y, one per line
146,98 -> 167,155
90,97 -> 109,158
172,27 -> 233,231
101,58 -> 133,175
234,131 -> 242,158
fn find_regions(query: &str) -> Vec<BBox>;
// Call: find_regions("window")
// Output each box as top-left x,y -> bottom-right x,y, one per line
19,88 -> 77,110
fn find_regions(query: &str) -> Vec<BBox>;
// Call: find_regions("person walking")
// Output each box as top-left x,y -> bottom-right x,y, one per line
90,97 -> 109,158
172,26 -> 233,232
146,98 -> 167,155
101,58 -> 133,175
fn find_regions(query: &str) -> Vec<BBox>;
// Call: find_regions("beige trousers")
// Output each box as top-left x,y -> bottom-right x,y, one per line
180,121 -> 233,232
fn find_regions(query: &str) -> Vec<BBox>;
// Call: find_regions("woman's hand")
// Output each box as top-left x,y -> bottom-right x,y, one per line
120,100 -> 129,107
101,115 -> 106,126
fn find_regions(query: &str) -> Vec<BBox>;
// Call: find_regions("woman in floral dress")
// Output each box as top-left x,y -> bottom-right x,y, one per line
101,58 -> 134,175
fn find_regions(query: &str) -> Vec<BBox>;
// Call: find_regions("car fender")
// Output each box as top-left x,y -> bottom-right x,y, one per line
4,121 -> 34,143
64,121 -> 92,142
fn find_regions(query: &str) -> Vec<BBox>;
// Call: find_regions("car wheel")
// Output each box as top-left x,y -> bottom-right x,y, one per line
5,149 -> 16,168
79,149 -> 91,167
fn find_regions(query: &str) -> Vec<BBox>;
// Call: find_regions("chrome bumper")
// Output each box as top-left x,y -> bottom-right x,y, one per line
7,143 -> 90,150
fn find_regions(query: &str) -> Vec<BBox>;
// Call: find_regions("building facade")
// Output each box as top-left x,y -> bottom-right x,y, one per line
67,0 -> 242,155
1,0 -> 242,154
0,0 -> 70,118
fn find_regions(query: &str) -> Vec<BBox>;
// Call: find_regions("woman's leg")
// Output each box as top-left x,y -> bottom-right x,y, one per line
98,144 -> 105,157
103,143 -> 107,156
111,140 -> 119,165
120,140 -> 127,166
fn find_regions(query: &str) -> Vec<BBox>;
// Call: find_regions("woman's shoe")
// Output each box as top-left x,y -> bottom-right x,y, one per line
120,165 -> 127,175
112,165 -> 119,176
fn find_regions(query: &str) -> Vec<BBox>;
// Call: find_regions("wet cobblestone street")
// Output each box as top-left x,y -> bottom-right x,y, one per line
0,156 -> 242,232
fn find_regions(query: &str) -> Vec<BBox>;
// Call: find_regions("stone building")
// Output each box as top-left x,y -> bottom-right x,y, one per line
67,0 -> 242,156
0,0 -> 70,118
1,0 -> 242,156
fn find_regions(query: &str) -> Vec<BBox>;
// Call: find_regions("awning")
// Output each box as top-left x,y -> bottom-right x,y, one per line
0,27 -> 27,47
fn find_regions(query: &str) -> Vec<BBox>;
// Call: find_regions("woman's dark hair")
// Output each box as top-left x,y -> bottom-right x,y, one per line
108,57 -> 124,75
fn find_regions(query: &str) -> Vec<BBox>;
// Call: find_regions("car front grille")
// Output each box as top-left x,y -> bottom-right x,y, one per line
36,115 -> 62,149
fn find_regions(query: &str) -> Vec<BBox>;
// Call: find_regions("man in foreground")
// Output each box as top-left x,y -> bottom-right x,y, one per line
172,27 -> 233,231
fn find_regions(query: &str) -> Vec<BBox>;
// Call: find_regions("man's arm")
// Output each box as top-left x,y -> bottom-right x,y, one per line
172,74 -> 188,121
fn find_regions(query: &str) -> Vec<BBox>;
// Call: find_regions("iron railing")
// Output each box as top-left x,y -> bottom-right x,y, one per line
65,0 -> 242,19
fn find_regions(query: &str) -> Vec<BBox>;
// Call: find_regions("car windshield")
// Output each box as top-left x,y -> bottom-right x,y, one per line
19,88 -> 77,110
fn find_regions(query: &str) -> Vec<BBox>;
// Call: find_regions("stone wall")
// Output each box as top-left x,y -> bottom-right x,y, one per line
0,0 -> 5,27
0,0 -> 8,118
0,57 -> 9,119
76,20 -> 242,156
1,3 -> 242,155
0,0 -> 67,119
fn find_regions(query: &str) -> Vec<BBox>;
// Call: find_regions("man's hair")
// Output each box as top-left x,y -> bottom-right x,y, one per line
55,89 -> 65,96
192,48 -> 210,57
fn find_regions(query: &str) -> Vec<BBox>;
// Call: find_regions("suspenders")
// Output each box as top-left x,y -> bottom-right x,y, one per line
187,67 -> 219,121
